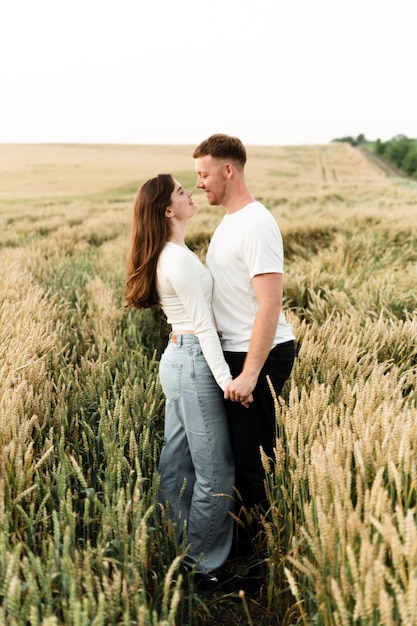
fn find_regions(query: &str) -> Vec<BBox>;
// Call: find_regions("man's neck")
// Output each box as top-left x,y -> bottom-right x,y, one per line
224,191 -> 255,214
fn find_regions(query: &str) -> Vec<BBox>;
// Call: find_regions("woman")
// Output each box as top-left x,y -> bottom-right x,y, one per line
124,174 -> 250,585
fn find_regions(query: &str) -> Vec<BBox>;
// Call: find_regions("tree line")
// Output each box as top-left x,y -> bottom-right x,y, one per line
332,133 -> 417,179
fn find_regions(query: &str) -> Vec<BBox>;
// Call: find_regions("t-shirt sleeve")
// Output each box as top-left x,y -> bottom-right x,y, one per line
242,218 -> 284,278
165,252 -> 232,391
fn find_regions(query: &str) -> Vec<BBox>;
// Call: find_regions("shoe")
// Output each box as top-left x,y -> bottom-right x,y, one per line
194,571 -> 223,593
179,562 -> 264,596
180,563 -> 233,594
195,567 -> 262,596
221,571 -> 263,595
178,563 -> 222,592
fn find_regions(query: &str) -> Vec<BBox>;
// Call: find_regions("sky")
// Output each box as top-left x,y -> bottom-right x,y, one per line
0,0 -> 416,146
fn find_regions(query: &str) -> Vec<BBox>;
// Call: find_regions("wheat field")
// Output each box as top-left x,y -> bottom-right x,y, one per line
1,142 -> 417,625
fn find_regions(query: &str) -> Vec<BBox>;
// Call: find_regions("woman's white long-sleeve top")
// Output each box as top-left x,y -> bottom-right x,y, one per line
157,242 -> 232,391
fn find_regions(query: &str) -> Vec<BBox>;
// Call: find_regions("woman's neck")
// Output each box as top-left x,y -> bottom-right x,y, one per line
168,224 -> 187,247
167,237 -> 187,247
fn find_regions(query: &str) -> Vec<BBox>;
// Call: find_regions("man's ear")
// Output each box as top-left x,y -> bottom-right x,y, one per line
224,162 -> 233,178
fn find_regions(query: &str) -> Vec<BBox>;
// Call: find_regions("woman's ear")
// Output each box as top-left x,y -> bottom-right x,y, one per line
165,207 -> 174,218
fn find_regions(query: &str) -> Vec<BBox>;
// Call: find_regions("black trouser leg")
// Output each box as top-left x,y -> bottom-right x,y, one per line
224,341 -> 295,556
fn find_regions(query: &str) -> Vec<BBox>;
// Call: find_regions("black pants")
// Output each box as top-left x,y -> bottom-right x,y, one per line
224,340 -> 296,514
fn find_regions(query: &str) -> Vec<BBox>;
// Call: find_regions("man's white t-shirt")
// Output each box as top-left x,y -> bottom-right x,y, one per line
206,201 -> 295,352
157,242 -> 233,390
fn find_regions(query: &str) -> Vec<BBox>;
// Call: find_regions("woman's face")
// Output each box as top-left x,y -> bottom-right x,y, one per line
167,180 -> 199,221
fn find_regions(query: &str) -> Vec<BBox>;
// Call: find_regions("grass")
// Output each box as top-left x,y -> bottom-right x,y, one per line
1,142 -> 417,624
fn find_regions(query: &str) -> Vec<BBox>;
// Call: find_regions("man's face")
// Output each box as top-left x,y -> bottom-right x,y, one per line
194,155 -> 227,206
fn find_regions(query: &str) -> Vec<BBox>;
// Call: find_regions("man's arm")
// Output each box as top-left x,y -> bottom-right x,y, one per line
224,272 -> 282,402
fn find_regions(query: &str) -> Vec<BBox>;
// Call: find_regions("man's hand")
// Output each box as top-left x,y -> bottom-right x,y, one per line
224,375 -> 256,407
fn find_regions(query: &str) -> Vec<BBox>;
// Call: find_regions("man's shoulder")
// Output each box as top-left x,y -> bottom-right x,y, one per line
242,200 -> 274,218
240,202 -> 278,229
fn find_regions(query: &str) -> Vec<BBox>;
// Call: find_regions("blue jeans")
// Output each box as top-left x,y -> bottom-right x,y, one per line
158,334 -> 235,574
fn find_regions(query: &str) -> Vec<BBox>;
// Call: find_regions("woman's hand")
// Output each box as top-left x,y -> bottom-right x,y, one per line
225,382 -> 254,408
240,392 -> 254,408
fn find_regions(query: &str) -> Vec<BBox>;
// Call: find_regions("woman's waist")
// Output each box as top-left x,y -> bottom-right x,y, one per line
169,330 -> 198,345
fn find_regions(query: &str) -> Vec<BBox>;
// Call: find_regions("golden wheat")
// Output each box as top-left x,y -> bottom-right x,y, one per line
1,143 -> 417,625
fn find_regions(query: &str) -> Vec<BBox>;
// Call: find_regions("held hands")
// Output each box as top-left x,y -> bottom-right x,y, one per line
224,373 -> 257,408
240,393 -> 254,408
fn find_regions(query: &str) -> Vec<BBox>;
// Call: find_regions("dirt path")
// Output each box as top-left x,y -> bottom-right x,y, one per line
358,146 -> 409,178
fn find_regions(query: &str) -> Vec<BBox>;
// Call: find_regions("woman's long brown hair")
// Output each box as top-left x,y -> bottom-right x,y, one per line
124,174 -> 174,309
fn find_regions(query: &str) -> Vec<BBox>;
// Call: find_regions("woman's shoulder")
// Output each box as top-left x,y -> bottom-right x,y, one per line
159,243 -> 199,273
160,242 -> 188,259
165,242 -> 191,252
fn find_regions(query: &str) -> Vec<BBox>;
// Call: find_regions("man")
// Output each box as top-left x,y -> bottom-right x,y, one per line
193,134 -> 296,556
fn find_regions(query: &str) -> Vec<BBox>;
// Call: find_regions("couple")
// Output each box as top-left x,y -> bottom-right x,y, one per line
124,134 -> 295,589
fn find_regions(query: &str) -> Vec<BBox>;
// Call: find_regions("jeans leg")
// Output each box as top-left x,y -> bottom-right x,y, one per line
158,338 -> 235,574
158,398 -> 195,529
184,374 -> 234,571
